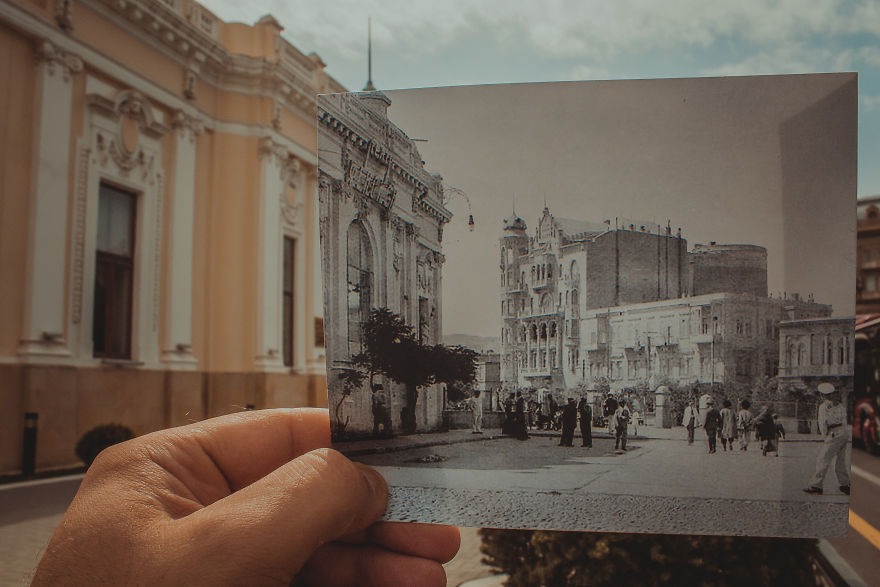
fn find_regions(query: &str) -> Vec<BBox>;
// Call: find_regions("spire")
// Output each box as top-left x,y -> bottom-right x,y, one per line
363,17 -> 375,91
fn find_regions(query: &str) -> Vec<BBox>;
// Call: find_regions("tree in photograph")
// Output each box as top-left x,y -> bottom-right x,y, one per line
332,368 -> 366,440
351,308 -> 477,435
480,529 -> 817,587
431,344 -> 478,403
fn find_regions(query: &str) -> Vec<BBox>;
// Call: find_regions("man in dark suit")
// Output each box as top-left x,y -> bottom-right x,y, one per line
578,397 -> 592,448
560,398 -> 578,447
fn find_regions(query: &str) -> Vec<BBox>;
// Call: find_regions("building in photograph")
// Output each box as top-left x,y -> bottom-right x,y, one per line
318,91 -> 452,437
857,196 -> 880,314
0,0 -> 336,474
777,317 -> 855,394
500,207 -> 834,394
473,352 -> 501,411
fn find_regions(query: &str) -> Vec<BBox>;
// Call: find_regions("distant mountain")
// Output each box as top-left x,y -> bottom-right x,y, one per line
443,334 -> 501,354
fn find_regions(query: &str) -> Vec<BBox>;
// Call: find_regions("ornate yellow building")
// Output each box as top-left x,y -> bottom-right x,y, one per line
0,0 -> 339,473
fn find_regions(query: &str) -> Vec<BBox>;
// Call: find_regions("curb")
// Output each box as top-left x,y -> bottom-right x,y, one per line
815,539 -> 867,586
340,433 -> 506,457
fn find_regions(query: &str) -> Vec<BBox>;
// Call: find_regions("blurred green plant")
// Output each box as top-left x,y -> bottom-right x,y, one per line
75,423 -> 135,467
480,529 -> 817,586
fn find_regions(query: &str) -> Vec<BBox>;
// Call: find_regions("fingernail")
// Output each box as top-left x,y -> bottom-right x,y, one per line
355,463 -> 388,502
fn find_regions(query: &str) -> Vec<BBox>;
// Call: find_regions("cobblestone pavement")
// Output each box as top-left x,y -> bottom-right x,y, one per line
356,433 -> 849,537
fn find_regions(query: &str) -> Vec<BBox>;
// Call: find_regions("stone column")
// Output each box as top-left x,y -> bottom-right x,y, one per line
161,111 -> 203,368
254,138 -> 286,371
19,41 -> 83,358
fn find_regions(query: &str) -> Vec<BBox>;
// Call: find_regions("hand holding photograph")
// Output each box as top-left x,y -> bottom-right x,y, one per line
318,73 -> 856,537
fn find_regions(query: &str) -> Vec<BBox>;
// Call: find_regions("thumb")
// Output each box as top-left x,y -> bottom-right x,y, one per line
176,448 -> 388,585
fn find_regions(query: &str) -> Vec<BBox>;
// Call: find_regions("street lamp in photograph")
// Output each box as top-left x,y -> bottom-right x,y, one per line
443,186 -> 475,231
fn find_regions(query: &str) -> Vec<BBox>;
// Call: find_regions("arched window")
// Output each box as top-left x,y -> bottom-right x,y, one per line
838,337 -> 846,364
347,222 -> 373,355
520,325 -> 527,342
550,322 -> 557,338
530,324 -> 538,341
571,290 -> 579,307
540,323 -> 548,340
540,293 -> 552,313
797,342 -> 806,367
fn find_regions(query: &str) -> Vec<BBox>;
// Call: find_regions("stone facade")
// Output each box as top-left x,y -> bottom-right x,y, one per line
500,208 -> 833,394
778,317 -> 855,394
0,0 -> 334,474
318,91 -> 452,437
474,353 -> 501,411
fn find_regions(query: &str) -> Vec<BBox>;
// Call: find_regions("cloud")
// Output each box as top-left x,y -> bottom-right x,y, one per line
202,0 -> 880,61
564,64 -> 614,82
863,94 -> 880,111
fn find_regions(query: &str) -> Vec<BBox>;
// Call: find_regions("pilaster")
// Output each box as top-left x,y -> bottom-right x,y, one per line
18,40 -> 83,359
161,111 -> 203,368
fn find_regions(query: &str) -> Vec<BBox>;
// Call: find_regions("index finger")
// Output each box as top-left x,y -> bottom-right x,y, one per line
161,408 -> 332,491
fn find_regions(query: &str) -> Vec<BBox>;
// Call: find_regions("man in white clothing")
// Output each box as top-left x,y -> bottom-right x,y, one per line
804,382 -> 850,496
471,389 -> 483,434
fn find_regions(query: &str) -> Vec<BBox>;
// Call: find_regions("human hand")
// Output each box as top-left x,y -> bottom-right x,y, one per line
33,408 -> 460,586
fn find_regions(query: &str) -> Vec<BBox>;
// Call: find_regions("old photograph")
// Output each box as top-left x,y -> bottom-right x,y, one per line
318,73 -> 856,537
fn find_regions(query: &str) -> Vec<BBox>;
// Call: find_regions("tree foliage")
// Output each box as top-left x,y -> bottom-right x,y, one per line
480,529 -> 817,587
350,308 -> 478,434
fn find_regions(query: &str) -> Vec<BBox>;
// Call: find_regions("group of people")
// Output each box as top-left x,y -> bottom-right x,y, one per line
482,390 -> 635,452
683,398 -> 785,455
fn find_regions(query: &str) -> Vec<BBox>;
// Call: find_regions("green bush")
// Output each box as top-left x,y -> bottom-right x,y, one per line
480,529 -> 817,586
75,423 -> 135,467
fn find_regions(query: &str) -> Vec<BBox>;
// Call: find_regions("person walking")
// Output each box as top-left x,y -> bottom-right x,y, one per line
604,393 -> 619,436
703,398 -> 722,453
578,397 -> 593,448
559,398 -> 578,447
719,399 -> 736,452
737,400 -> 754,451
515,391 -> 529,440
471,389 -> 483,434
804,383 -> 851,495
614,400 -> 631,451
682,400 -> 697,445
371,384 -> 391,438
502,392 -> 515,435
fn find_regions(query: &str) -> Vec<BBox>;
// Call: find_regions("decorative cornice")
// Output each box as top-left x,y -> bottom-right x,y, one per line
90,0 -> 320,119
35,39 -> 83,81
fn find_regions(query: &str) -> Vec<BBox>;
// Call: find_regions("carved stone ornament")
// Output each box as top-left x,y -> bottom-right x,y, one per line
183,69 -> 197,100
271,101 -> 282,131
55,0 -> 74,31
172,110 -> 204,143
258,136 -> 288,165
35,39 -> 83,82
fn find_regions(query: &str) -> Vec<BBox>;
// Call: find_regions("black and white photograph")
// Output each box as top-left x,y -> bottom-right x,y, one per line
318,73 -> 856,537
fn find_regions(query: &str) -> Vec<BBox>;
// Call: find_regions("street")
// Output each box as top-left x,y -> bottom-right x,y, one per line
828,447 -> 880,586
359,430 -> 849,537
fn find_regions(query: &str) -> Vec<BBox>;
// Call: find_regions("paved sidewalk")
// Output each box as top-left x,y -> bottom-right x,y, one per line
0,475 -> 82,586
336,423 -> 823,458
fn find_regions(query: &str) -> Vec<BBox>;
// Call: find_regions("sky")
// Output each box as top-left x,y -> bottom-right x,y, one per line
202,0 -> 880,198
201,0 -> 867,336
378,76 -> 855,338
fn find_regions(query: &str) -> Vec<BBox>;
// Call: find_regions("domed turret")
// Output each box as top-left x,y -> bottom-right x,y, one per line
503,214 -> 527,232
